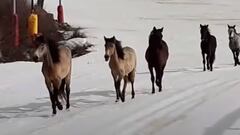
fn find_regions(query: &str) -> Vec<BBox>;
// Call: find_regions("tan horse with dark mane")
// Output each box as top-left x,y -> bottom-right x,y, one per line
33,35 -> 72,115
104,36 -> 137,102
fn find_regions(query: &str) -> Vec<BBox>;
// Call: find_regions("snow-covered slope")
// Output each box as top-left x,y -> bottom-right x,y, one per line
1,0 -> 240,135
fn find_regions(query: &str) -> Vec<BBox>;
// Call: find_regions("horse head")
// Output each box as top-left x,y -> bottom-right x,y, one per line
228,25 -> 236,39
32,34 -> 48,62
200,24 -> 210,41
150,26 -> 164,40
104,36 -> 117,61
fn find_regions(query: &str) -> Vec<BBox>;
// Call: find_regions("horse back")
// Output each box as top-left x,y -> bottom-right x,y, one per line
54,46 -> 72,78
201,35 -> 217,54
122,46 -> 137,71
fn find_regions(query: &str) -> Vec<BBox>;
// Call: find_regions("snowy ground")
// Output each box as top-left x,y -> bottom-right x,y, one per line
1,0 -> 240,135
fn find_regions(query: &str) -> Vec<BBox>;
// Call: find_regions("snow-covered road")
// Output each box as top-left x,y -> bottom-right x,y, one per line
1,0 -> 240,135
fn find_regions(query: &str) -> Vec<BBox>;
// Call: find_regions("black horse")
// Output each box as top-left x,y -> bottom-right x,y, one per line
145,27 -> 169,93
200,24 -> 217,71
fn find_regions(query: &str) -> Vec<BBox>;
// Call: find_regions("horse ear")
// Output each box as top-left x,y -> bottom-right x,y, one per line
104,36 -> 107,41
112,36 -> 116,40
228,24 -> 230,28
233,25 -> 236,28
153,26 -> 157,31
200,24 -> 203,28
160,27 -> 164,32
206,25 -> 209,27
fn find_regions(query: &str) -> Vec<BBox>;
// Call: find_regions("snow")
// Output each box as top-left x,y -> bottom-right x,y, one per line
1,0 -> 240,135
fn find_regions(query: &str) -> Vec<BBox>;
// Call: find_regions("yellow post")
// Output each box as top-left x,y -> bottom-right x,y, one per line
28,12 -> 38,36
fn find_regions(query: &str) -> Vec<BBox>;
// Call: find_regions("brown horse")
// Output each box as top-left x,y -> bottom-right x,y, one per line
33,35 -> 72,115
104,36 -> 137,102
145,27 -> 169,93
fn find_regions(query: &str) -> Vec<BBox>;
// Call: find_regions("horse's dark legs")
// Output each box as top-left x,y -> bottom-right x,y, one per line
52,80 -> 63,111
54,88 -> 63,110
206,55 -> 210,70
236,50 -> 240,65
112,72 -> 120,102
117,79 -> 124,102
113,77 -> 123,102
209,53 -> 215,71
122,76 -> 128,102
45,80 -> 57,115
156,66 -> 165,92
232,51 -> 237,66
148,65 -> 155,94
113,80 -> 119,102
128,70 -> 136,99
202,53 -> 206,71
65,74 -> 71,109
59,79 -> 66,100
49,92 -> 57,115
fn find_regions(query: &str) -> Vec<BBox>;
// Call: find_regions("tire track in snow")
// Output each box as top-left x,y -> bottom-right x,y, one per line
109,79 -> 240,135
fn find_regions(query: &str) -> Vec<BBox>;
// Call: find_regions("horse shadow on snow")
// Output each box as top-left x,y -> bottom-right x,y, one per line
0,90 -> 114,119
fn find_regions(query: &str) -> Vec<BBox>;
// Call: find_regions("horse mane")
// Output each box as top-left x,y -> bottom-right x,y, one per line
47,39 -> 60,63
115,39 -> 124,59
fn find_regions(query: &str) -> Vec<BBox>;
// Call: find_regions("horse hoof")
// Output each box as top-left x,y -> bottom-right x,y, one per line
115,99 -> 119,102
57,104 -> 63,110
52,110 -> 57,115
66,104 -> 70,110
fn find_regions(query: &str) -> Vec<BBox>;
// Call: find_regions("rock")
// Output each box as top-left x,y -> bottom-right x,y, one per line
59,38 -> 87,49
62,31 -> 75,40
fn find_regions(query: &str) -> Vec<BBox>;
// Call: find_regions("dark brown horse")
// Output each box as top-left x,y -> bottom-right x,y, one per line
145,27 -> 169,94
200,24 -> 217,71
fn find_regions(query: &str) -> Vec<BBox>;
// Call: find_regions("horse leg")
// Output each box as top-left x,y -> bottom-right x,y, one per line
65,75 -> 71,109
112,72 -> 120,102
45,79 -> 57,115
156,66 -> 165,92
148,65 -> 155,94
236,50 -> 240,65
113,80 -> 120,102
206,55 -> 210,70
202,52 -> 206,71
59,79 -> 66,101
232,51 -> 237,66
128,69 -> 136,99
116,78 -> 124,102
53,80 -> 63,111
122,76 -> 128,102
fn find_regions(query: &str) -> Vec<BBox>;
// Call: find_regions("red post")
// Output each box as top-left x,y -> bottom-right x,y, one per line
13,14 -> 19,47
13,0 -> 19,47
57,0 -> 64,24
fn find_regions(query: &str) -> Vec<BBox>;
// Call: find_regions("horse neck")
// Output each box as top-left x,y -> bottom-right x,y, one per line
109,47 -> 121,69
233,31 -> 240,38
149,36 -> 163,48
202,32 -> 211,42
43,46 -> 54,69
230,31 -> 239,41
